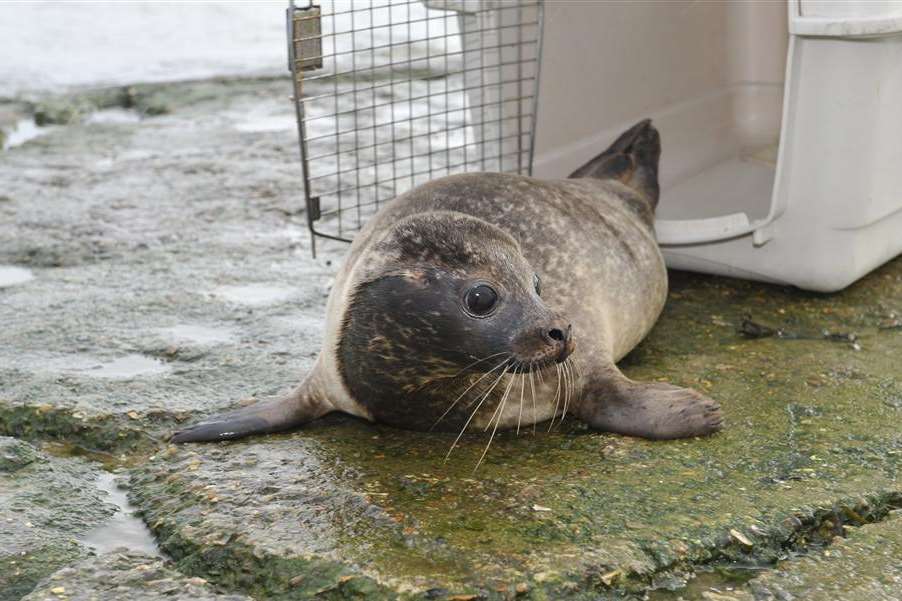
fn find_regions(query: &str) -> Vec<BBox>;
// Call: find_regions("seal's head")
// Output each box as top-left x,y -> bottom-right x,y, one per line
338,211 -> 573,428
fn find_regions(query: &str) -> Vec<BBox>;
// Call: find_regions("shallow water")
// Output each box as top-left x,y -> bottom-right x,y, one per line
647,565 -> 765,601
0,265 -> 34,287
80,471 -> 161,556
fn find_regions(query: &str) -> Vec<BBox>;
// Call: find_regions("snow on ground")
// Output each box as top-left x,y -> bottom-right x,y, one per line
0,1 -> 288,97
0,1 -> 458,98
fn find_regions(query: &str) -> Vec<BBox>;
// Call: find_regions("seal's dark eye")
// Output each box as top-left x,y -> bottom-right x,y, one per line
464,284 -> 498,316
533,273 -> 541,296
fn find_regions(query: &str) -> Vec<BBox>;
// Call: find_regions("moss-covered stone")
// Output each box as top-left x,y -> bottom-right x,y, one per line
0,438 -> 117,601
0,436 -> 39,472
21,551 -> 251,601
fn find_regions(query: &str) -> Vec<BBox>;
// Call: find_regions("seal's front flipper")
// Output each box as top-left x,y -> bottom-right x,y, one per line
170,386 -> 332,443
573,366 -> 722,439
568,118 -> 661,207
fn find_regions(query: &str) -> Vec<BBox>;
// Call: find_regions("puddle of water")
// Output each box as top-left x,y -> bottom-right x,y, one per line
213,284 -> 297,306
59,353 -> 171,379
41,444 -> 160,556
84,108 -> 141,125
1,118 -> 48,150
0,265 -> 34,287
80,471 -> 160,556
647,565 -> 765,601
157,323 -> 237,345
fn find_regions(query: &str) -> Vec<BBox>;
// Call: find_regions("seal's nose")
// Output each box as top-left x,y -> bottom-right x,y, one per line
548,326 -> 567,342
545,323 -> 574,362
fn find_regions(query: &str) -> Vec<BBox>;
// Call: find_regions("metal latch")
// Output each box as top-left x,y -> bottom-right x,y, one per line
309,196 -> 321,222
288,3 -> 323,72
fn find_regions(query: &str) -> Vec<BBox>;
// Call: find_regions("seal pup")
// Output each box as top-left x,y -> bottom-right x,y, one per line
172,120 -> 722,446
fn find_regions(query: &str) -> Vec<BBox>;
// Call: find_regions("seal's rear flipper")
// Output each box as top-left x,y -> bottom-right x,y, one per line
568,119 -> 661,208
170,386 -> 331,443
572,365 -> 722,439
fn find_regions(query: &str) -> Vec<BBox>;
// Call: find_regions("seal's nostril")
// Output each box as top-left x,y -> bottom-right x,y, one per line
548,328 -> 565,342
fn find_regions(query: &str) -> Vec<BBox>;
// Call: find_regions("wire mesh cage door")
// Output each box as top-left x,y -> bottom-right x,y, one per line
287,0 -> 544,256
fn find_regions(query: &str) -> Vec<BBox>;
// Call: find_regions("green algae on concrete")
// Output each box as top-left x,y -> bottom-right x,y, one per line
21,551 -> 251,601
0,437 -> 117,601
741,510 -> 902,601
130,255 -> 902,600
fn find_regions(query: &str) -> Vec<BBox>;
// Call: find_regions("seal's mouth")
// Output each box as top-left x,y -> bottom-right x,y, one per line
510,340 -> 575,373
509,325 -> 576,373
510,360 -> 548,374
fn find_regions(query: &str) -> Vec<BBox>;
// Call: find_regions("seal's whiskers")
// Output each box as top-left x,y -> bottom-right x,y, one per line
562,359 -> 576,418
484,370 -> 518,432
516,371 -> 526,435
431,355 -> 510,430
536,366 -> 545,386
528,366 -> 538,434
447,351 -> 509,380
475,368 -> 516,471
560,361 -> 571,421
548,363 -> 564,431
445,363 -> 510,460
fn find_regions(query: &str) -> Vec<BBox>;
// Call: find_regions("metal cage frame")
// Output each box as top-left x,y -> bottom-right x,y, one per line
287,0 -> 544,256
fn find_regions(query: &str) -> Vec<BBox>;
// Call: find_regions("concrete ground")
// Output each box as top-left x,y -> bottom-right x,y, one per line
1,77 -> 901,600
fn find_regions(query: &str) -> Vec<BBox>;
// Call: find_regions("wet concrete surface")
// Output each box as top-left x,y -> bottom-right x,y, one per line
1,76 -> 901,599
0,78 -> 336,451
20,551 -> 251,601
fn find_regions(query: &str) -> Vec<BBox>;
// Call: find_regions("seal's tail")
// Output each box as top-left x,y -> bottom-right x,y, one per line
568,119 -> 661,209
170,384 -> 331,443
